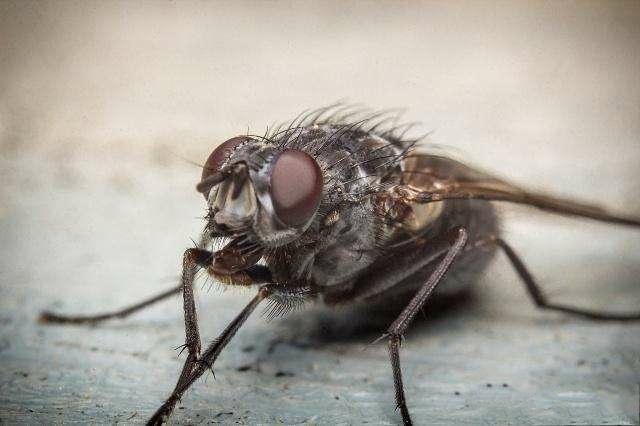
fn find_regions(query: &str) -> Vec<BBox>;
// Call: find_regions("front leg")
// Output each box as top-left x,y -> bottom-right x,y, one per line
147,283 -> 306,425
172,248 -> 213,394
165,247 -> 272,410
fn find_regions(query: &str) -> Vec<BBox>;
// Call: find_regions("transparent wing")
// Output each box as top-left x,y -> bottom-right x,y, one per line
401,154 -> 640,227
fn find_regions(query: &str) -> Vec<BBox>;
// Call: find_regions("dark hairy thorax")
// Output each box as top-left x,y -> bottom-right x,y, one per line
260,123 -> 499,303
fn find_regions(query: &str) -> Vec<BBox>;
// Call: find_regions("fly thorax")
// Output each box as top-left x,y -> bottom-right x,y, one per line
310,200 -> 380,287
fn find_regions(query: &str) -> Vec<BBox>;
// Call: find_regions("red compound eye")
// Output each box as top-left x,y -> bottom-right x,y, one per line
200,136 -> 247,198
270,149 -> 323,226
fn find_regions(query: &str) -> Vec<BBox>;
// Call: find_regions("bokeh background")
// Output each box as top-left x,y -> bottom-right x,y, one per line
1,1 -> 639,424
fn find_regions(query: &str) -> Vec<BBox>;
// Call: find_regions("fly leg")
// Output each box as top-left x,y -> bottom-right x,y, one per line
147,286 -> 271,425
169,247 -> 215,405
38,244 -> 217,326
147,284 -> 310,425
39,284 -> 183,325
38,221 -> 224,326
474,237 -> 640,320
381,227 -> 469,426
165,248 -> 274,417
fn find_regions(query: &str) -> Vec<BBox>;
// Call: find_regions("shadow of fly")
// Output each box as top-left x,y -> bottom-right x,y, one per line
40,105 -> 640,425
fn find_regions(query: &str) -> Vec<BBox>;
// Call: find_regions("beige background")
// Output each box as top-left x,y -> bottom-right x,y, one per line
1,1 -> 639,424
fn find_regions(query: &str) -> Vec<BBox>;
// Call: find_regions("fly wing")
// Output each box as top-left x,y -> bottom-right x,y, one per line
401,154 -> 640,227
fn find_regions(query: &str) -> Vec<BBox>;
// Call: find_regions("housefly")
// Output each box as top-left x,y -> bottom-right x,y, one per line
40,105 -> 640,425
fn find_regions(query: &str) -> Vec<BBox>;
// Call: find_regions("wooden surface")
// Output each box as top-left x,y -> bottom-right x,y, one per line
1,2 -> 639,424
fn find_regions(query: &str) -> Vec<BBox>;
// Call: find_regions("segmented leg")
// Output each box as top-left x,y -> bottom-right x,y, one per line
384,226 -> 469,426
37,247 -> 215,326
476,237 -> 640,320
39,284 -> 183,325
170,248 -> 215,400
147,284 -> 292,425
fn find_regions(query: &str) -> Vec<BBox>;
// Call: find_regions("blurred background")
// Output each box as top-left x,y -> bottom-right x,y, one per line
1,1 -> 639,424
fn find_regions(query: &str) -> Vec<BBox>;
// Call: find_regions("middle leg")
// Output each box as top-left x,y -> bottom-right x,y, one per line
383,226 -> 469,426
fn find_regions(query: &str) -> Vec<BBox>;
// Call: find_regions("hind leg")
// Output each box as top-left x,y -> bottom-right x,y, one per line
473,236 -> 640,320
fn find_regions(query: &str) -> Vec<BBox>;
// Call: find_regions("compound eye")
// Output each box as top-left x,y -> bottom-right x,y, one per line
200,136 -> 247,199
270,149 -> 323,226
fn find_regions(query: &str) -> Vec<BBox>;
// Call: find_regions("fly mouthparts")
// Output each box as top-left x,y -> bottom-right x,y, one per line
230,162 -> 249,200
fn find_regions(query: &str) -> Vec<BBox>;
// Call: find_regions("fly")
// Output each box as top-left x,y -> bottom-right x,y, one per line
39,105 -> 640,425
